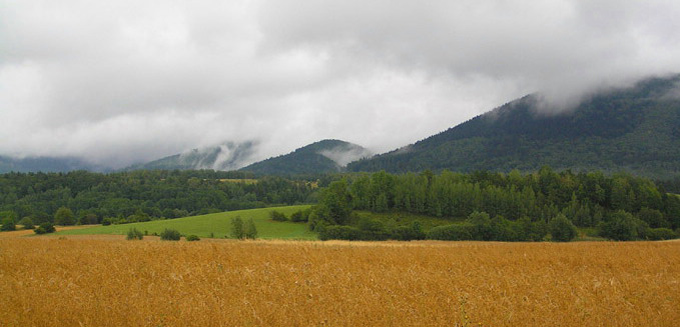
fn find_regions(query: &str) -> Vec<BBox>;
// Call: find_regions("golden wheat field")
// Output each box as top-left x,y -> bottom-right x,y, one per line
1,237 -> 679,326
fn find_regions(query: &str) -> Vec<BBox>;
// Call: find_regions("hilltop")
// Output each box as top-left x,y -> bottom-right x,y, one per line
125,141 -> 258,171
241,139 -> 371,176
349,75 -> 680,178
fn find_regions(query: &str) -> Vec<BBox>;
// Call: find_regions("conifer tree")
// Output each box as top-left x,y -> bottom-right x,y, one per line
230,216 -> 244,239
244,218 -> 258,240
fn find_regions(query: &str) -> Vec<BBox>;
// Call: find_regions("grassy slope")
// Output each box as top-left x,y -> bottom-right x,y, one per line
57,205 -> 316,240
53,206 -> 607,242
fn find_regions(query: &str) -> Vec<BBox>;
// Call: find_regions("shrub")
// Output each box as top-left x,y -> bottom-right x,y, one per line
18,217 -> 34,230
319,225 -> 361,241
646,228 -> 677,241
244,218 -> 258,239
114,219 -> 129,225
599,210 -> 640,241
186,234 -> 201,241
490,216 -> 520,242
54,207 -> 76,226
30,212 -> 50,224
1,217 -> 16,231
549,214 -> 578,242
101,218 -> 113,226
356,218 -> 390,240
637,207 -> 668,228
34,222 -> 56,235
78,213 -> 99,225
290,210 -> 309,223
160,229 -> 181,241
270,210 -> 288,222
391,221 -> 426,241
126,228 -> 144,240
466,211 -> 493,241
517,217 -> 548,242
231,216 -> 245,239
426,223 -> 474,241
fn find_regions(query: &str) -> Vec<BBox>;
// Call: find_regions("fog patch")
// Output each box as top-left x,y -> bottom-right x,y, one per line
173,141 -> 259,171
660,80 -> 680,101
319,145 -> 373,167
211,141 -> 259,170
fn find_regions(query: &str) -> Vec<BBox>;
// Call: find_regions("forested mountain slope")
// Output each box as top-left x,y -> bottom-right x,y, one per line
125,141 -> 257,171
0,155 -> 106,174
349,75 -> 680,179
242,139 -> 371,176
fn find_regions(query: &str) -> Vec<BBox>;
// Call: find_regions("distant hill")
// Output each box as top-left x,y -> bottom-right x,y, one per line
241,139 -> 372,175
0,155 -> 106,173
348,75 -> 680,179
125,141 -> 257,171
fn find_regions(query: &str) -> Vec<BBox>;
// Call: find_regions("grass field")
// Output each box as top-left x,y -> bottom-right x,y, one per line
0,238 -> 678,326
56,205 -> 316,240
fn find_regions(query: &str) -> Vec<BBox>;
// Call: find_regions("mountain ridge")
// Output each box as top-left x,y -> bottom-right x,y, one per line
123,141 -> 258,171
241,139 -> 372,175
0,155 -> 108,174
348,75 -> 680,178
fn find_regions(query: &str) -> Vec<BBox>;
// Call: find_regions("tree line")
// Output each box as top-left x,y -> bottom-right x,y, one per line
310,167 -> 680,241
0,170 -> 317,226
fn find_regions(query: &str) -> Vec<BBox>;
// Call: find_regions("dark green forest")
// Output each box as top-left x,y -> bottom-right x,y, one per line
2,167 -> 679,242
348,75 -> 680,179
0,170 -> 316,225
241,139 -> 370,176
310,168 -> 680,241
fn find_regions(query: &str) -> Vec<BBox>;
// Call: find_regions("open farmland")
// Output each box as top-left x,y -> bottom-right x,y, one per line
1,238 -> 679,326
56,205 -> 315,240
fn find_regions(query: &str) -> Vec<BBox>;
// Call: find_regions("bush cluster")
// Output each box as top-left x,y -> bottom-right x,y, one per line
34,222 -> 56,234
319,219 -> 425,241
0,217 -> 16,231
186,234 -> 200,241
160,229 -> 181,241
126,228 -> 144,240
646,228 -> 678,240
18,217 -> 34,230
549,214 -> 578,242
290,209 -> 310,223
426,212 -> 550,242
426,224 -> 475,241
230,217 -> 258,240
270,211 -> 288,222
597,210 -> 679,241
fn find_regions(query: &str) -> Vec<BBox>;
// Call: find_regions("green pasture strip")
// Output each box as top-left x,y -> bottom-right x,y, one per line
57,205 -> 316,240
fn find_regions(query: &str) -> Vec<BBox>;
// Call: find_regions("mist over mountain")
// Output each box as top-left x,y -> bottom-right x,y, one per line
241,139 -> 372,175
0,155 -> 108,174
4,75 -> 680,177
349,75 -> 680,179
125,141 -> 258,171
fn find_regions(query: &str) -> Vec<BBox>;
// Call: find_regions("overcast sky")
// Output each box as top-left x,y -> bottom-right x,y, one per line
2,0 -> 680,168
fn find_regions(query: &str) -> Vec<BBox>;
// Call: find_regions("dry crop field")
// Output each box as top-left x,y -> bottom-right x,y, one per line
1,238 -> 679,326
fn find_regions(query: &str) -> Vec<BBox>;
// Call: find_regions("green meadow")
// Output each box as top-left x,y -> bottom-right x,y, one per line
57,205 -> 316,240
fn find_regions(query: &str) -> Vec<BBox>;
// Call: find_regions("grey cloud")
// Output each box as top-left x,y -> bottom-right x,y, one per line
1,0 -> 679,169
258,0 -> 680,107
318,144 -> 373,167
